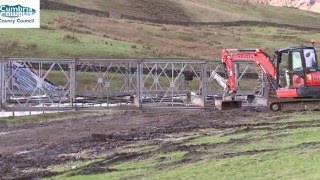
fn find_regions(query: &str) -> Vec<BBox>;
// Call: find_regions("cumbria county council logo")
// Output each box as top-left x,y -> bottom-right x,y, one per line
0,5 -> 36,18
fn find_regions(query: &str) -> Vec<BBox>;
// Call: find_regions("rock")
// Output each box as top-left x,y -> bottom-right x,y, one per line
248,0 -> 320,13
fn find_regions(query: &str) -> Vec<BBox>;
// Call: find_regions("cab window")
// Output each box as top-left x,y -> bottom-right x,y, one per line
292,51 -> 303,71
304,49 -> 317,68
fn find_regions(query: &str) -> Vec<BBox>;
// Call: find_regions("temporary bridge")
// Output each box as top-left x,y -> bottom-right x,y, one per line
0,58 -> 267,112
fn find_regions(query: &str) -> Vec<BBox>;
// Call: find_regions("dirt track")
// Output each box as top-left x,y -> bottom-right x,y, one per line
0,109 -> 290,179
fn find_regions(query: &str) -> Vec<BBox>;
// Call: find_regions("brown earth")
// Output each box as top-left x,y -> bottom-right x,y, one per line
0,108 -> 298,179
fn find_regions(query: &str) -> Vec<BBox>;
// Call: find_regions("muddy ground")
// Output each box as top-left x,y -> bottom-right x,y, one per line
0,109 -> 299,179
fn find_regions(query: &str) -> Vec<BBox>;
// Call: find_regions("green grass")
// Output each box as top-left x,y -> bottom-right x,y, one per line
0,110 -> 124,125
49,112 -> 320,180
157,151 -> 188,160
153,150 -> 320,180
186,130 -> 268,145
0,10 -> 145,57
0,111 -> 83,125
54,159 -> 156,180
0,28 -> 143,57
41,10 -> 77,23
1,10 -> 319,59
236,128 -> 320,152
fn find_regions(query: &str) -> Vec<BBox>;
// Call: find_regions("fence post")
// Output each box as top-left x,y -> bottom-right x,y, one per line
69,58 -> 76,109
0,58 -> 7,110
201,61 -> 208,107
0,58 -> 3,110
134,59 -> 143,108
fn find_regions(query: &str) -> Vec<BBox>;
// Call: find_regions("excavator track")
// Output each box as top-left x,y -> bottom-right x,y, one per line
269,98 -> 320,111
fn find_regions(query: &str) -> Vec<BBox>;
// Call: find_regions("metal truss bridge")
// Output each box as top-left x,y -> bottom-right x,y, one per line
0,58 -> 267,112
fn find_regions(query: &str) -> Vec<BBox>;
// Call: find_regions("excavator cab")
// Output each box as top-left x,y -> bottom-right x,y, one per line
275,46 -> 320,99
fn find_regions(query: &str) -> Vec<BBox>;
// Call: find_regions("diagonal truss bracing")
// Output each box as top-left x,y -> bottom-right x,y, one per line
0,58 -> 264,111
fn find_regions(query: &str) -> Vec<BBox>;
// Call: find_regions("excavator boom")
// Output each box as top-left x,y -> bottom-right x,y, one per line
221,48 -> 277,93
216,48 -> 277,110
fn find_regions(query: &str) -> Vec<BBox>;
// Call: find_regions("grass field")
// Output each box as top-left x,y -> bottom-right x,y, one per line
48,112 -> 320,179
43,12 -> 320,58
0,10 -> 145,57
0,9 -> 319,58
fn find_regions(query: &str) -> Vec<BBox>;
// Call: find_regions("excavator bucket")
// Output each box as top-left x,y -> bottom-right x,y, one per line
215,100 -> 242,110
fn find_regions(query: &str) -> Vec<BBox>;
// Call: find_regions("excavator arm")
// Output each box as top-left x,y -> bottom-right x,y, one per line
221,48 -> 277,94
215,48 -> 277,110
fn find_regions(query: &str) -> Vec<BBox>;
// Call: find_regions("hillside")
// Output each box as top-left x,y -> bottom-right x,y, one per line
46,11 -> 320,58
0,0 -> 319,58
0,10 -> 318,58
0,9 -> 319,58
49,0 -> 320,28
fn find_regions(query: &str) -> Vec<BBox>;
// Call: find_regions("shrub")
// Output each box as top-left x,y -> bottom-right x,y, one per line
40,23 -> 54,30
0,40 -> 19,56
62,34 -> 79,42
161,26 -> 168,31
103,34 -> 110,38
28,43 -> 37,49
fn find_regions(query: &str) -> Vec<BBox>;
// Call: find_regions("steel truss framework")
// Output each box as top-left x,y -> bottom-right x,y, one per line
0,58 -> 264,111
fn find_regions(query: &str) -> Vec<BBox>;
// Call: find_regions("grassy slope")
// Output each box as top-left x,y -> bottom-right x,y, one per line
41,12 -> 320,58
0,10 -> 319,58
51,0 -> 320,28
0,3 -> 319,58
0,110 -> 125,125
50,112 -> 320,179
38,0 -> 320,58
0,10 -> 144,57
188,0 -> 320,26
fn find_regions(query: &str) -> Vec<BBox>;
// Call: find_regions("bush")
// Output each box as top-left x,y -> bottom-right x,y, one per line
103,34 -> 110,38
28,43 -> 37,49
161,26 -> 168,31
0,40 -> 19,56
40,23 -> 54,30
62,34 -> 79,42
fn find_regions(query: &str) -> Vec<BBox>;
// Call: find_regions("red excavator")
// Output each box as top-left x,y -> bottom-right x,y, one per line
216,43 -> 320,111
